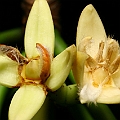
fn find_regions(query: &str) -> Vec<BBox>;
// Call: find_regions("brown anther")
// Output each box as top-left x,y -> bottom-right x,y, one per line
86,56 -> 97,71
36,43 -> 51,83
96,41 -> 104,63
109,55 -> 120,74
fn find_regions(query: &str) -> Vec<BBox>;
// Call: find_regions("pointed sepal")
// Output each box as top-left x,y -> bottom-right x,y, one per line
76,4 -> 107,58
25,0 -> 54,59
9,84 -> 46,120
45,45 -> 76,91
0,55 -> 20,87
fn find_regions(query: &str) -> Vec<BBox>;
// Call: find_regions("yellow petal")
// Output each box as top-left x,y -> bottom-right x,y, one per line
112,67 -> 120,88
79,81 -> 102,104
25,59 -> 43,80
25,0 -> 54,59
0,55 -> 20,87
45,45 -> 76,91
106,39 -> 120,64
72,51 -> 88,84
76,4 -> 107,58
97,87 -> 120,104
9,84 -> 46,120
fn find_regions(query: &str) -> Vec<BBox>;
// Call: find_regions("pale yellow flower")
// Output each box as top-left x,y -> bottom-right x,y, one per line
72,4 -> 120,104
0,0 -> 76,119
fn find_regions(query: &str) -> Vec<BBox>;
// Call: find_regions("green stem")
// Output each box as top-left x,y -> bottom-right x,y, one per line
49,84 -> 79,105
86,103 -> 117,120
68,104 -> 94,120
49,84 -> 94,120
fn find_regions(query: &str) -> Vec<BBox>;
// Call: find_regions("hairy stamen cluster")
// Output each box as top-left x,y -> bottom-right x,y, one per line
79,37 -> 120,103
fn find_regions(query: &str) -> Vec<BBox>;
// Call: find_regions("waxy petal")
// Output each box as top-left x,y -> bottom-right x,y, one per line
25,59 -> 43,80
9,84 -> 46,120
72,51 -> 88,84
25,0 -> 54,59
97,87 -> 120,104
76,4 -> 107,58
112,67 -> 120,88
45,45 -> 76,91
0,56 -> 20,87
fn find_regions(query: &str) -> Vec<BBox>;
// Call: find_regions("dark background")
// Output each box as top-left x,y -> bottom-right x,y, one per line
0,0 -> 120,44
60,0 -> 120,45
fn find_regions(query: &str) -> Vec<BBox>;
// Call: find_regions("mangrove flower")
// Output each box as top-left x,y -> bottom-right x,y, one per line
72,4 -> 120,104
0,0 -> 76,119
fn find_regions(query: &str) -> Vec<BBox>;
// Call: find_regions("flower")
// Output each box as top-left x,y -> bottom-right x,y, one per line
0,0 -> 76,119
72,4 -> 120,104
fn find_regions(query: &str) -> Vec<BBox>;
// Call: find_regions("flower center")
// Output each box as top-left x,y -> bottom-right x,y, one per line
20,43 -> 51,84
83,38 -> 120,87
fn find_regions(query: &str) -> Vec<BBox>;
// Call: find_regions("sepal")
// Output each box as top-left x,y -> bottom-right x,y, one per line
97,87 -> 120,104
9,84 -> 46,120
25,0 -> 54,59
0,55 -> 20,87
76,4 -> 107,58
45,45 -> 76,91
